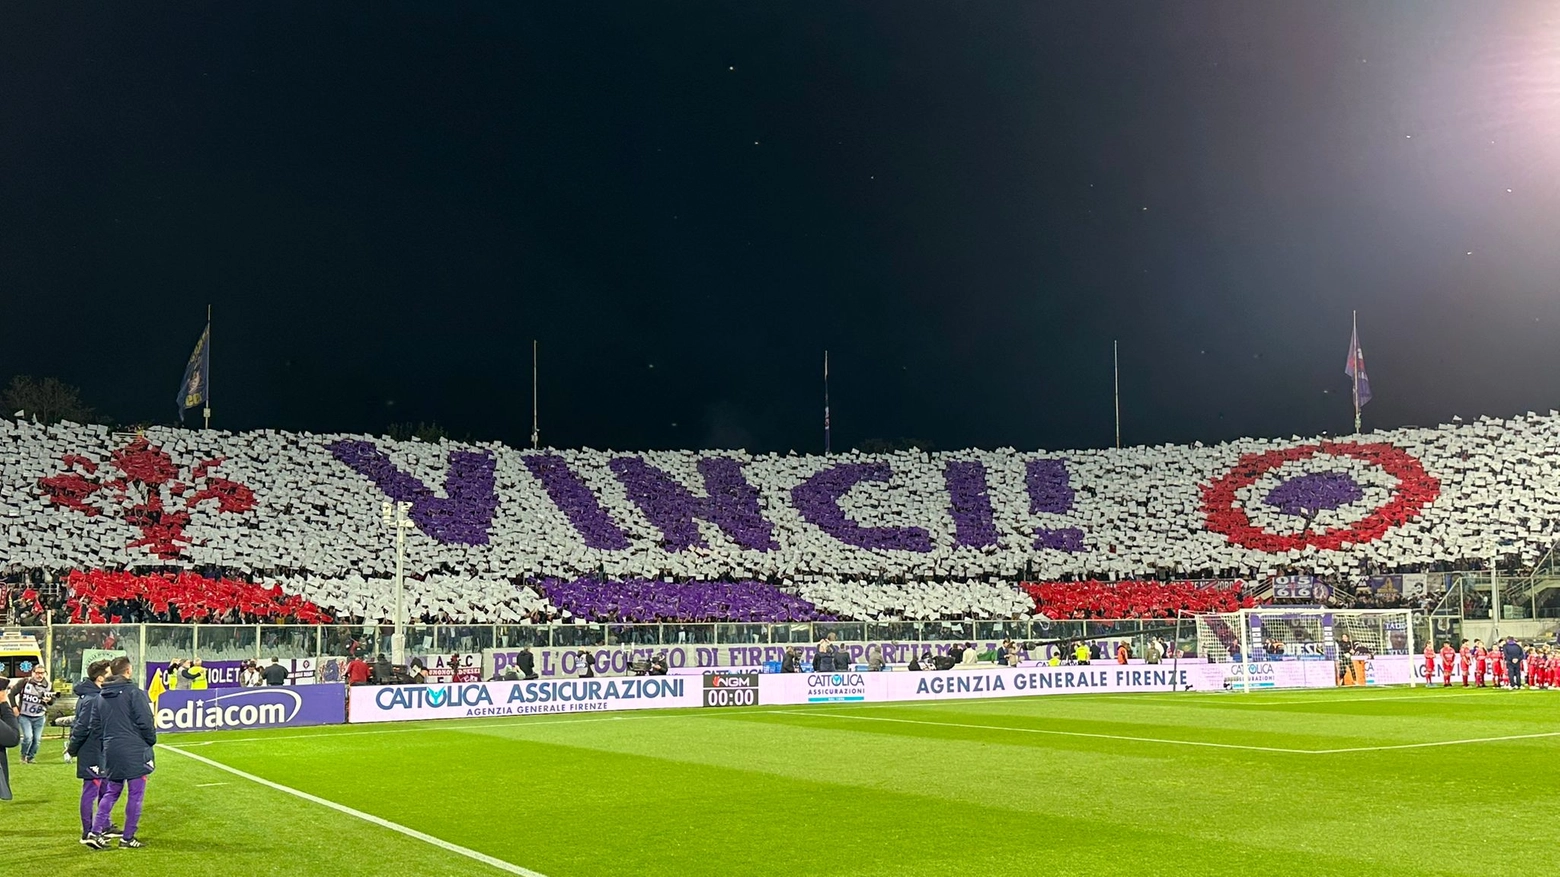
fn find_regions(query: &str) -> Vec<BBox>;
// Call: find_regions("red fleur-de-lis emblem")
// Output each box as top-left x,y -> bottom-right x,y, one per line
39,436 -> 256,559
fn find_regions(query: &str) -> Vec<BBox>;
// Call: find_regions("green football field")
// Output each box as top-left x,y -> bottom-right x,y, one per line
8,686 -> 1558,876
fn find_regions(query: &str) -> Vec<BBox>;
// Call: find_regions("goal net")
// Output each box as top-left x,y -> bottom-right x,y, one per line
1191,608 -> 1416,692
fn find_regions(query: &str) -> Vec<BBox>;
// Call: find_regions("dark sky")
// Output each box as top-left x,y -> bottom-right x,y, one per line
4,2 -> 1558,453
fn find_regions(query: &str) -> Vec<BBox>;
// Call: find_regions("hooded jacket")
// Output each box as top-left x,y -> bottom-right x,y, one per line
67,678 -> 106,781
0,701 -> 18,800
89,677 -> 157,781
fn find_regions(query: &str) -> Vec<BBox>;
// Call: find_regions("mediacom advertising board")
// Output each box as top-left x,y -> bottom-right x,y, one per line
348,677 -> 704,724
154,684 -> 347,732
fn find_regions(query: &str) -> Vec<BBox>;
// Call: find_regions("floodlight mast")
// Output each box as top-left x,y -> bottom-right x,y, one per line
383,501 -> 413,666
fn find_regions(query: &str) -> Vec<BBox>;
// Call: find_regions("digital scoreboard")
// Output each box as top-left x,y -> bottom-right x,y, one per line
701,672 -> 759,708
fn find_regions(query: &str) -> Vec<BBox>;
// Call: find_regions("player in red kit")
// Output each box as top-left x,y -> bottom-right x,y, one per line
1493,647 -> 1506,687
1439,643 -> 1456,687
1472,640 -> 1487,687
1423,643 -> 1436,687
1459,640 -> 1472,687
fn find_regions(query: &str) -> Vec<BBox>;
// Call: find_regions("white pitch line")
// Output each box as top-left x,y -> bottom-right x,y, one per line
161,744 -> 548,877
768,710 -> 1316,753
194,782 -> 229,787
1314,730 -> 1560,754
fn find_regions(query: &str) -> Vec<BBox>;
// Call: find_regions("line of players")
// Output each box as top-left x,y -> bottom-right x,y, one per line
1421,639 -> 1555,689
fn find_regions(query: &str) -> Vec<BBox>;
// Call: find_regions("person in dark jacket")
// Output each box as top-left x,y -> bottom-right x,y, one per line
86,657 -> 156,849
1502,637 -> 1525,689
261,657 -> 290,686
517,648 -> 537,680
0,698 -> 17,802
67,661 -> 123,843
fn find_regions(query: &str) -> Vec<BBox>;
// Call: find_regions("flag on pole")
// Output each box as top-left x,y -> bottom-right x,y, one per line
176,322 -> 211,421
1344,323 -> 1372,407
823,350 -> 831,455
146,666 -> 167,706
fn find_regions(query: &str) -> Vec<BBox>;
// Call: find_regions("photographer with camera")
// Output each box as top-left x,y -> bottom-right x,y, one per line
7,663 -> 53,764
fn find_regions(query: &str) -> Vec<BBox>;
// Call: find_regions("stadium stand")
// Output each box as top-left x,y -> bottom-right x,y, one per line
1020,580 -> 1251,619
3,412 -> 1558,622
58,569 -> 331,624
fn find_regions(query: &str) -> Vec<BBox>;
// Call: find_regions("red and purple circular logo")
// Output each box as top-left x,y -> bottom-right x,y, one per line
1201,441 -> 1440,553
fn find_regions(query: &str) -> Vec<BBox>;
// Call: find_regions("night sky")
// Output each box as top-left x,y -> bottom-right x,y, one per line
4,3 -> 1558,453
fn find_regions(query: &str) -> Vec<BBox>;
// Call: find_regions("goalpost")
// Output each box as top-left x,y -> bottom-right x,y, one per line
1192,607 -> 1417,693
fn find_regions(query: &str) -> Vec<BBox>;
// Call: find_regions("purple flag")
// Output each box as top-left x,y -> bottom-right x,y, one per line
1345,325 -> 1372,407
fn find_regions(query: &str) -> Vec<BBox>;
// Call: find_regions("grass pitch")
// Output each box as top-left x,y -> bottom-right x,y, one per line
6,686 -> 1558,876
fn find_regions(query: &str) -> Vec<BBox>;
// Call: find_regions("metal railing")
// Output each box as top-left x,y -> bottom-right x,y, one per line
19,618 -> 1200,686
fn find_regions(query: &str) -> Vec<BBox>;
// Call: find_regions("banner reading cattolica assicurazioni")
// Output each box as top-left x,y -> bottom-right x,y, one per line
347,676 -> 702,724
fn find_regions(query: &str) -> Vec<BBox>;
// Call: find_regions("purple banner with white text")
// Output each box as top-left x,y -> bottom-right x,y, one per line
153,683 -> 347,732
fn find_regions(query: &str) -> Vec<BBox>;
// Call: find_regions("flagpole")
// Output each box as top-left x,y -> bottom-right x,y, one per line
1113,339 -> 1121,449
824,350 -> 831,455
1352,310 -> 1360,435
531,339 -> 539,449
204,304 -> 212,431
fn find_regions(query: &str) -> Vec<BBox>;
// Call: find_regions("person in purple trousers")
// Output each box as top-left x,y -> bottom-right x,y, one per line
84,656 -> 155,850
67,660 -> 123,845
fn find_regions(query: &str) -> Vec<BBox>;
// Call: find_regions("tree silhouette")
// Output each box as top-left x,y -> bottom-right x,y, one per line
3,375 -> 96,425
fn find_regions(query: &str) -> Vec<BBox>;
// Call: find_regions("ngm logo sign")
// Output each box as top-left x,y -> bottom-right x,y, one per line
805,672 -> 867,703
708,673 -> 758,689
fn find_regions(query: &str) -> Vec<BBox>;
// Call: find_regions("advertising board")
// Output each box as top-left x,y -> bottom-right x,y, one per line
347,676 -> 703,724
758,661 -> 1347,706
153,684 -> 346,732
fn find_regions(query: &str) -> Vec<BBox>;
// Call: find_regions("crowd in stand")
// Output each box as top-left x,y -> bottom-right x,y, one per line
1020,580 -> 1252,619
0,566 -> 1526,628
0,571 -> 330,626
